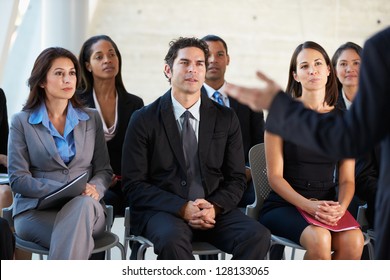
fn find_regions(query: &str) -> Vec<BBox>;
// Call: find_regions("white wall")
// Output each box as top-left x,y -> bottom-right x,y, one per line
2,0 -> 390,117
87,0 -> 390,105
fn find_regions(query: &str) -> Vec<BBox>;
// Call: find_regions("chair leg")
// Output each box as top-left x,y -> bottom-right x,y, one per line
291,248 -> 296,260
124,238 -> 129,257
137,244 -> 148,260
117,243 -> 126,260
266,250 -> 270,260
367,242 -> 375,260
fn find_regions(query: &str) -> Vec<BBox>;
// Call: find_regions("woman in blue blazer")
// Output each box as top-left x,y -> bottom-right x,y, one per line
8,47 -> 112,259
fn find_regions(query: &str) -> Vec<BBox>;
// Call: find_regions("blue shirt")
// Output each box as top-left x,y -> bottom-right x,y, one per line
203,82 -> 230,107
29,102 -> 89,164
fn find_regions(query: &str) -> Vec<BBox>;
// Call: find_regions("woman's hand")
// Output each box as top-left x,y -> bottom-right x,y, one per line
0,154 -> 7,167
82,183 -> 100,201
315,201 -> 345,226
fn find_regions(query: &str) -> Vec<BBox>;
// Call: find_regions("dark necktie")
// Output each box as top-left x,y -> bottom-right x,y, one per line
181,111 -> 204,200
212,91 -> 225,106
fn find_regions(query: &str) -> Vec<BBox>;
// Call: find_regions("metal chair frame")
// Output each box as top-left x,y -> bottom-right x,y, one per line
2,204 -> 125,260
247,143 -> 304,259
123,207 -> 226,259
357,204 -> 375,258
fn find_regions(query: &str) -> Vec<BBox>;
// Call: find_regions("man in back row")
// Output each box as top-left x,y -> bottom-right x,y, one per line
201,35 -> 264,208
122,37 -> 270,259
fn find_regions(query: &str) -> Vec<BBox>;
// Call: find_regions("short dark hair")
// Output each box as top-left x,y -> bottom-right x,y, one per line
24,47 -> 83,110
78,34 -> 126,94
164,37 -> 209,81
286,41 -> 338,106
201,34 -> 228,54
331,42 -> 363,90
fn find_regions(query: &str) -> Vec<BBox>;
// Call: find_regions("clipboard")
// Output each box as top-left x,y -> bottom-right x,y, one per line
36,171 -> 88,210
297,207 -> 360,232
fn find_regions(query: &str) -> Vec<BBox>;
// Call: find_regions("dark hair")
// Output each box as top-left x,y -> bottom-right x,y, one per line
286,41 -> 338,106
201,34 -> 228,54
331,42 -> 363,90
164,37 -> 209,81
24,47 -> 83,110
78,35 -> 126,94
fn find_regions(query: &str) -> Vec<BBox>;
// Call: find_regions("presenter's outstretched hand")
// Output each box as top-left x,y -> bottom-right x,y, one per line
225,71 -> 281,112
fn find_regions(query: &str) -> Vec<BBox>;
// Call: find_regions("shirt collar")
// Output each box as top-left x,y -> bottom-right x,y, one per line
203,81 -> 227,98
29,102 -> 89,127
341,89 -> 352,110
171,91 -> 201,122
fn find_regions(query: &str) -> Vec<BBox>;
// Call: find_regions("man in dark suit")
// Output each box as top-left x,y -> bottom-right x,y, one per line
225,27 -> 390,259
337,90 -> 379,230
122,37 -> 270,260
201,35 -> 264,208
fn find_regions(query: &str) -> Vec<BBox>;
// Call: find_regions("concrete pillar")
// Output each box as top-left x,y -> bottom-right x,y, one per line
0,0 -> 19,83
41,0 -> 88,55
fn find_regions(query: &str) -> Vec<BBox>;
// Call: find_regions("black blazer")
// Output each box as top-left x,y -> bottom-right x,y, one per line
79,89 -> 144,176
265,27 -> 390,259
0,89 -> 9,173
201,87 -> 264,163
336,89 -> 380,191
122,90 -> 246,235
336,90 -> 347,111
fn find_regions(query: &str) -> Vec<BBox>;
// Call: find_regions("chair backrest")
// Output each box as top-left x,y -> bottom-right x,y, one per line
246,143 -> 272,220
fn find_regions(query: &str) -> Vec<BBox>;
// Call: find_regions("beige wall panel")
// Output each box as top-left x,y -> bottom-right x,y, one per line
87,0 -> 390,105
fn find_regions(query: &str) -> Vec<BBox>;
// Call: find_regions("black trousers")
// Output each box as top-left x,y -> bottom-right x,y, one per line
142,208 -> 271,260
0,217 -> 15,260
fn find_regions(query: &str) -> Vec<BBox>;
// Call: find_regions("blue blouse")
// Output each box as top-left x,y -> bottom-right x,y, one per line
29,102 -> 89,164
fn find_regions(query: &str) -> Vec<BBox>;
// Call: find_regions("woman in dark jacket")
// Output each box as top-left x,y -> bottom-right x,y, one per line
78,35 -> 144,216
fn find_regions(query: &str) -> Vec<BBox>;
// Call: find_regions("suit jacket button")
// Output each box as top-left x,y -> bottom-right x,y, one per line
63,170 -> 69,175
181,181 -> 186,186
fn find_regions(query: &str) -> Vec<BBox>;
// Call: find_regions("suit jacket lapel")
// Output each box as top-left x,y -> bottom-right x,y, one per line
69,117 -> 86,168
229,97 -> 239,114
32,123 -> 66,168
160,91 -> 187,172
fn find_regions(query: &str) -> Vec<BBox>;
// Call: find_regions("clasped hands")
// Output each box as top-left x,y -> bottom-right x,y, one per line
309,200 -> 345,226
180,199 -> 217,230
